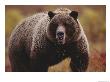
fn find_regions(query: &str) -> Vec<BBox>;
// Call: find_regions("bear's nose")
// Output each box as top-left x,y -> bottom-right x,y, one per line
57,32 -> 64,40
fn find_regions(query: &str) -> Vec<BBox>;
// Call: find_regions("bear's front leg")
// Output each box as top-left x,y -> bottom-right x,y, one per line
30,55 -> 49,72
30,49 -> 49,72
70,52 -> 89,72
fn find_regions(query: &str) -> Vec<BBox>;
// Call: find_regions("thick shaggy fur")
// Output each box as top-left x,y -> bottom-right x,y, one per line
8,8 -> 89,72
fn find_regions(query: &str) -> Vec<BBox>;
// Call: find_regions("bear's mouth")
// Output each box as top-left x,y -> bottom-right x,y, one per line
56,31 -> 65,44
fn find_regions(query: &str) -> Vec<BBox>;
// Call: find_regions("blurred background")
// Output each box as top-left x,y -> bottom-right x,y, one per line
5,5 -> 106,72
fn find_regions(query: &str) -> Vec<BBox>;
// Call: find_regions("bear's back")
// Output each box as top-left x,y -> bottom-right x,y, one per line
8,12 -> 48,52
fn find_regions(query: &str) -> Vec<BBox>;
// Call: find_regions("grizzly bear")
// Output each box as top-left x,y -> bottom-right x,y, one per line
8,8 -> 89,72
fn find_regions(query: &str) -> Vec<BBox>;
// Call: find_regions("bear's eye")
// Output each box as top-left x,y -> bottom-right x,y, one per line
64,22 -> 70,27
64,22 -> 75,37
50,22 -> 58,28
64,22 -> 75,30
48,22 -> 58,37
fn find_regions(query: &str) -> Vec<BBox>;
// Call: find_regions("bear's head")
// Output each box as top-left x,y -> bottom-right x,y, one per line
47,8 -> 81,45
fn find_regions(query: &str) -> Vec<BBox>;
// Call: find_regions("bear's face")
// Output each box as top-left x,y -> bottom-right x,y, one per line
47,11 -> 81,45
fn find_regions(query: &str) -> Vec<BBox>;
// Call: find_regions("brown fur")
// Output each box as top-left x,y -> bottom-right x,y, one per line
8,8 -> 89,72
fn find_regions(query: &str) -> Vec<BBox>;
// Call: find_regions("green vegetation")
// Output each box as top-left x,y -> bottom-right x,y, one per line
5,9 -> 24,38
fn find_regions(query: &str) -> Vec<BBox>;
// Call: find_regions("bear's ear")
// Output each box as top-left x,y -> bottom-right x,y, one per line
48,11 -> 55,19
69,11 -> 78,19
